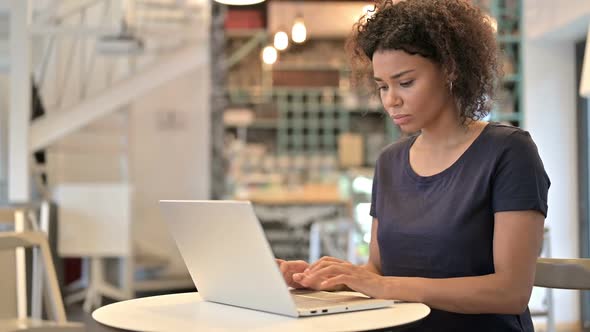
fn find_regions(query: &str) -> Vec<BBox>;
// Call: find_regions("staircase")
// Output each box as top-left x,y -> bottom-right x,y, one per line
0,0 -> 211,311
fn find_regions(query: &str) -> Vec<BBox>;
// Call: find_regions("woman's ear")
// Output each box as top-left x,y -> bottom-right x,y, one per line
442,61 -> 458,87
445,70 -> 458,95
447,71 -> 458,85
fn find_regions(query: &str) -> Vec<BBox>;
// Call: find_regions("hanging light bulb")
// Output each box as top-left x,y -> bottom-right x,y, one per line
274,30 -> 289,51
291,16 -> 307,44
214,0 -> 265,5
262,45 -> 278,65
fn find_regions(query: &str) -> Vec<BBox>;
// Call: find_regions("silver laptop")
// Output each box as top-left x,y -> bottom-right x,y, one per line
159,200 -> 395,317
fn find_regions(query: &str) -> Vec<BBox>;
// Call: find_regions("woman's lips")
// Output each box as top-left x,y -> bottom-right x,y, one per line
393,114 -> 411,125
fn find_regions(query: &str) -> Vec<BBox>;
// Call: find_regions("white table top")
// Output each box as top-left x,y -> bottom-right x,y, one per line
93,292 -> 430,332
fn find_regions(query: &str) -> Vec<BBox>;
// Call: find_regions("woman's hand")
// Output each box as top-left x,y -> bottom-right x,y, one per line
276,259 -> 309,289
293,256 -> 387,297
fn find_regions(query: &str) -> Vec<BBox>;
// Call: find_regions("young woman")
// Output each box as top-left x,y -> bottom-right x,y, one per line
277,1 -> 550,331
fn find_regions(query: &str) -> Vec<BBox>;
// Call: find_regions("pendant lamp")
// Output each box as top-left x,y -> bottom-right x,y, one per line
214,0 -> 265,5
291,15 -> 307,44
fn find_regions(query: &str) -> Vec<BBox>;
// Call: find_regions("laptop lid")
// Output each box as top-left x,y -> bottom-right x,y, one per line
159,200 -> 299,317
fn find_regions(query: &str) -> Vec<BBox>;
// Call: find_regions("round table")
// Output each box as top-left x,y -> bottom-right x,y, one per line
93,292 -> 430,332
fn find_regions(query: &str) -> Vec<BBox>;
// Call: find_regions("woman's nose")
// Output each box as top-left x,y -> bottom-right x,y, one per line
382,90 -> 402,113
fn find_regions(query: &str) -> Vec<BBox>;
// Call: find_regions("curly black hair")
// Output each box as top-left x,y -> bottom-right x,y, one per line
346,0 -> 501,124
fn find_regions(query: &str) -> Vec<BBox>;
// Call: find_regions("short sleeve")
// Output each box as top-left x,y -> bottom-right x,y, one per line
492,131 -> 551,217
370,162 -> 380,218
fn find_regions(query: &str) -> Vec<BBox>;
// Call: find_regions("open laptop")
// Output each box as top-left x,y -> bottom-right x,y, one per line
159,200 -> 395,317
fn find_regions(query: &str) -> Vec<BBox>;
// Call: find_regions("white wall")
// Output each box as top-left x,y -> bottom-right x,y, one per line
0,73 -> 15,318
525,0 -> 590,40
129,69 -> 210,274
523,0 -> 590,327
0,74 -> 8,199
0,0 -> 209,313
36,2 -> 211,274
524,40 -> 580,325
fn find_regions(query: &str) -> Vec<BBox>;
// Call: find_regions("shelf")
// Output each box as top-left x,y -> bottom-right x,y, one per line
502,74 -> 520,83
225,29 -> 267,38
250,119 -> 278,129
225,119 -> 278,129
344,108 -> 384,114
497,34 -> 521,44
273,63 -> 345,71
492,0 -> 522,129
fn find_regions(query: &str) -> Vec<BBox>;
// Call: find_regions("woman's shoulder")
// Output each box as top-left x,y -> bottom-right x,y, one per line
485,122 -> 529,138
483,122 -> 538,150
476,123 -> 545,174
375,134 -> 416,166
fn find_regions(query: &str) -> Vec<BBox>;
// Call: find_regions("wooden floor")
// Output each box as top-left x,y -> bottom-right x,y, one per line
66,301 -> 126,332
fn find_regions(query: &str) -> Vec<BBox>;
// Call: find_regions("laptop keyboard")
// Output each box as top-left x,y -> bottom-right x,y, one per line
291,291 -> 370,309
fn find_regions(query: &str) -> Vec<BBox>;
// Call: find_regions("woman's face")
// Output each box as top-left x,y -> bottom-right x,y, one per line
372,50 -> 454,133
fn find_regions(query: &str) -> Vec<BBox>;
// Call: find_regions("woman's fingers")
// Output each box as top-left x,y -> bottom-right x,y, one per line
292,262 -> 383,297
293,272 -> 332,289
279,260 -> 308,274
307,256 -> 348,273
278,260 -> 309,289
293,264 -> 350,290
320,274 -> 352,289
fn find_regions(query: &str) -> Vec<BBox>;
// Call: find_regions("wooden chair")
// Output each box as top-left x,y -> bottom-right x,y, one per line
0,232 -> 83,332
535,258 -> 590,290
533,258 -> 590,332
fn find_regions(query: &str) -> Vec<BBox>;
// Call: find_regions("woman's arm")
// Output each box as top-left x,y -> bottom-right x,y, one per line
363,218 -> 382,274
377,210 -> 543,314
308,211 -> 543,315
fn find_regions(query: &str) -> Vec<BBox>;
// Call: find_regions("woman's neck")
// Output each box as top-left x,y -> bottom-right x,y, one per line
416,108 -> 480,150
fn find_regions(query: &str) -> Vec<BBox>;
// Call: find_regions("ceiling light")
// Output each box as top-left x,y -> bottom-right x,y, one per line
262,45 -> 278,65
274,31 -> 289,51
291,16 -> 306,44
214,0 -> 265,5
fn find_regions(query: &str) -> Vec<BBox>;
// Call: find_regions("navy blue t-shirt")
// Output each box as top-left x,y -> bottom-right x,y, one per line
370,122 -> 550,332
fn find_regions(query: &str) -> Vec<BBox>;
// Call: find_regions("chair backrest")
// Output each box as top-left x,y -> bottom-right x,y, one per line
534,258 -> 590,290
0,250 -> 17,319
0,208 -> 25,320
0,232 -> 67,323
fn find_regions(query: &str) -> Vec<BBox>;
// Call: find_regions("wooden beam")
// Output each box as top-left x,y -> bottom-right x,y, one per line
29,44 -> 206,152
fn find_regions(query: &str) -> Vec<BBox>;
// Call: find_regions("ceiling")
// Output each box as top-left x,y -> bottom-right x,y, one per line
268,1 -> 373,37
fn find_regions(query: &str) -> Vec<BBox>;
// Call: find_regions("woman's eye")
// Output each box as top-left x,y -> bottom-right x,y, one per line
400,80 -> 414,88
377,86 -> 388,92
